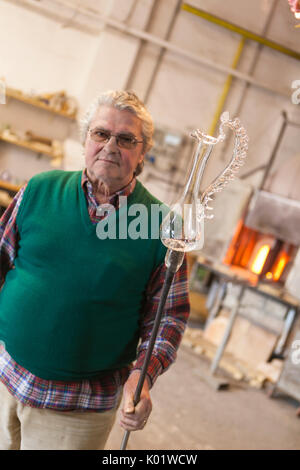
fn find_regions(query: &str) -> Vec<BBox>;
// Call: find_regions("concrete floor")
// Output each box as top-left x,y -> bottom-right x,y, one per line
105,344 -> 300,450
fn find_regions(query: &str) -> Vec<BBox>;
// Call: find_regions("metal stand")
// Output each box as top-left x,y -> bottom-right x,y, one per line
120,250 -> 184,450
210,284 -> 245,375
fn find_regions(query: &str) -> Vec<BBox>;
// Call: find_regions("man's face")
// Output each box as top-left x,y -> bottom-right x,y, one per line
84,105 -> 145,191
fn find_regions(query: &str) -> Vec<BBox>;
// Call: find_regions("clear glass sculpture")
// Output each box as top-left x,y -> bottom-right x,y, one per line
160,111 -> 249,254
120,112 -> 249,451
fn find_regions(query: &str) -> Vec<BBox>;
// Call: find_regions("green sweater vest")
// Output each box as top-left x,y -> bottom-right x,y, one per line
0,170 -> 167,380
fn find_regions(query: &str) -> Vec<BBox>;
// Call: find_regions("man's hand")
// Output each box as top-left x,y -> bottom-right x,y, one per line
119,370 -> 152,431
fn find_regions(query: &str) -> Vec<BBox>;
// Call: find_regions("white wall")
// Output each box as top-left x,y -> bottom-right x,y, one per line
0,2 -> 95,96
0,1 -> 96,181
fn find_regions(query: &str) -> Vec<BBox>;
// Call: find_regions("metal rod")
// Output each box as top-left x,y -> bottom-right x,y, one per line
210,284 -> 245,375
274,308 -> 296,356
143,0 -> 182,104
259,111 -> 288,190
124,0 -> 161,90
208,36 -> 246,137
205,280 -> 227,327
240,164 -> 267,180
182,2 -> 300,61
216,0 -> 278,162
120,250 -> 183,450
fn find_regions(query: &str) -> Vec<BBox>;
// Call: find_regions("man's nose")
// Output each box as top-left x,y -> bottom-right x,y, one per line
104,135 -> 119,151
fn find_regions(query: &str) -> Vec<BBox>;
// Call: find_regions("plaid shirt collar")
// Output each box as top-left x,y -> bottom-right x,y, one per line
81,168 -> 136,209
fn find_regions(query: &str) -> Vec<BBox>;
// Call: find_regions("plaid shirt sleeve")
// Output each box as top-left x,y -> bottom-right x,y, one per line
0,185 -> 27,287
132,255 -> 190,387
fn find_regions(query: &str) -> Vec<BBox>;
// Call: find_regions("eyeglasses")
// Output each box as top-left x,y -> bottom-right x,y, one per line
89,128 -> 144,149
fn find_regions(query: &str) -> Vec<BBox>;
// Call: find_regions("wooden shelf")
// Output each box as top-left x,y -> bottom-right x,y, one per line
0,179 -> 22,192
0,180 -> 21,209
0,133 -> 62,159
6,86 -> 77,120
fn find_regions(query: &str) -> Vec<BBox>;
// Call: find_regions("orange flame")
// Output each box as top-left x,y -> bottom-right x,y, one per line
250,244 -> 270,274
272,252 -> 290,281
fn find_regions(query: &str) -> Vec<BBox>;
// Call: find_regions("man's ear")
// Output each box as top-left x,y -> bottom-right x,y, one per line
134,159 -> 145,176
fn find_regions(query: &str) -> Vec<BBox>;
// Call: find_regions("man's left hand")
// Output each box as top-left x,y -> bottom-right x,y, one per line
119,370 -> 152,431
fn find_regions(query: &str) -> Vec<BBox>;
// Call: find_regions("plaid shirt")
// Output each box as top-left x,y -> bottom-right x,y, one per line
0,170 -> 190,411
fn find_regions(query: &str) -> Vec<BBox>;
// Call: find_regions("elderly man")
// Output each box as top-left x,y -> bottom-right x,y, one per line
0,90 -> 190,450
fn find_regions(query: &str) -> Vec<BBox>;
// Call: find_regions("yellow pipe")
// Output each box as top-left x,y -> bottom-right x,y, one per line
182,3 -> 300,62
208,37 -> 246,136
